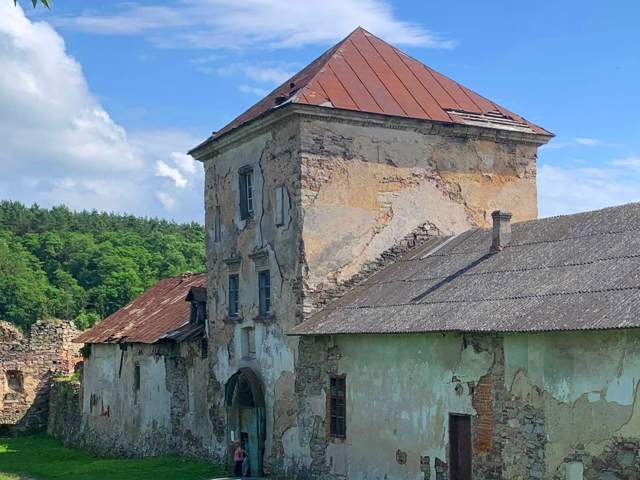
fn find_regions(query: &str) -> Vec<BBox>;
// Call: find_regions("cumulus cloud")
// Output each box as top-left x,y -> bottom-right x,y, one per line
0,4 -> 204,221
575,137 -> 601,147
53,0 -> 454,50
171,152 -> 197,174
538,160 -> 640,218
155,161 -> 188,188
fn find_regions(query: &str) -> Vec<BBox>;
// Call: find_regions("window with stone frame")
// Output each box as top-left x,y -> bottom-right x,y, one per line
228,274 -> 240,318
239,167 -> 254,220
258,269 -> 271,316
241,327 -> 256,358
329,375 -> 346,439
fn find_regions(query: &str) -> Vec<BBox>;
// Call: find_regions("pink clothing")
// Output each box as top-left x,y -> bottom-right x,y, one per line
234,448 -> 244,462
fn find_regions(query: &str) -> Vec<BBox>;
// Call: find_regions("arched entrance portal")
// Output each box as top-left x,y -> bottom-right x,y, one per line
225,368 -> 266,476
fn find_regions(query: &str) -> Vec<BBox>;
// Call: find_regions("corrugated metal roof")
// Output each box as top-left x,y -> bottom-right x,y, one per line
207,27 -> 552,142
292,203 -> 640,335
74,273 -> 207,344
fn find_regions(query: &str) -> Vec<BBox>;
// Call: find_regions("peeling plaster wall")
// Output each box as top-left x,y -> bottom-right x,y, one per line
203,117 -> 306,473
298,117 -> 541,302
305,331 -> 640,480
504,330 -> 640,479
323,334 -> 494,480
79,341 -> 214,459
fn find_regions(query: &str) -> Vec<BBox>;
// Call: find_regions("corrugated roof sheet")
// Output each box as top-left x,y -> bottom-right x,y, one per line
74,273 -> 207,344
292,203 -> 640,335
207,27 -> 552,142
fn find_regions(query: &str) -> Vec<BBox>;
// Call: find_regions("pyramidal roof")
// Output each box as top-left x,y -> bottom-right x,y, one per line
210,27 -> 552,141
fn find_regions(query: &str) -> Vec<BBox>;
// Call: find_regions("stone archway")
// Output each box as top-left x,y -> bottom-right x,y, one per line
225,368 -> 266,476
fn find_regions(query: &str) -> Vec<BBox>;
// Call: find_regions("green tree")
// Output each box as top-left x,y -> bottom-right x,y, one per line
14,0 -> 50,8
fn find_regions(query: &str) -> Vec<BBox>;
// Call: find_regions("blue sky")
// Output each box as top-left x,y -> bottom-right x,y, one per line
2,0 -> 639,223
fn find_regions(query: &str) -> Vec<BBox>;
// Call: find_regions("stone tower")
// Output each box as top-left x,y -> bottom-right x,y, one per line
189,27 -> 551,476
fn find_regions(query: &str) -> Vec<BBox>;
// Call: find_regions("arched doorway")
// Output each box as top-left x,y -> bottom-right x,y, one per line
225,368 -> 266,476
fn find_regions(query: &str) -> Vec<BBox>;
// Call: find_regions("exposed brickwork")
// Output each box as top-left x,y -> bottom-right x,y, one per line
0,319 -> 80,433
472,373 -> 494,454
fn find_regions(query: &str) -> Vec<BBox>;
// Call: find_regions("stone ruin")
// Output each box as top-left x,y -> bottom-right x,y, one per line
0,319 -> 81,434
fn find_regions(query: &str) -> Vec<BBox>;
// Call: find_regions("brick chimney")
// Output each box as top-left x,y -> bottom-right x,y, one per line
491,210 -> 512,252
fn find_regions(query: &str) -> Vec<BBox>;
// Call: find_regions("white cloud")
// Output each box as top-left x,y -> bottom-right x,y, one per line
612,156 -> 640,171
155,160 -> 188,188
0,4 -> 204,222
0,3 -> 144,176
53,0 -> 453,50
538,162 -> 640,218
156,191 -> 176,210
575,137 -> 601,147
171,152 -> 197,174
238,85 -> 270,97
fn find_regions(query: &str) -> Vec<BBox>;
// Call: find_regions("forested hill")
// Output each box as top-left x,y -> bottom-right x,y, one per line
0,201 -> 205,331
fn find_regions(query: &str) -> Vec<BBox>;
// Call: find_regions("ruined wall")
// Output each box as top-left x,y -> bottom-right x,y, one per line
298,116 -> 543,308
77,340 -> 215,459
0,319 -> 80,433
294,330 -> 640,480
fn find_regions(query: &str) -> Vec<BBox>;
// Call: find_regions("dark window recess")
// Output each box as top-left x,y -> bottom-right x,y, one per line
214,206 -> 222,242
134,365 -> 141,392
200,338 -> 208,358
258,270 -> 271,316
190,301 -> 207,324
329,376 -> 346,438
228,274 -> 240,317
6,371 -> 22,393
449,414 -> 472,480
239,168 -> 254,220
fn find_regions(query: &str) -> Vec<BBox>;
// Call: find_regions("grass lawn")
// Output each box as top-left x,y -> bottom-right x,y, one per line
0,434 -> 225,480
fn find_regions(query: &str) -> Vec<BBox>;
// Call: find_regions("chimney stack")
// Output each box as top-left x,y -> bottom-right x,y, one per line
491,210 -> 512,252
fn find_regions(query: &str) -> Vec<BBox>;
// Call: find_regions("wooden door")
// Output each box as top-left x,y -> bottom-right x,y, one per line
449,414 -> 472,480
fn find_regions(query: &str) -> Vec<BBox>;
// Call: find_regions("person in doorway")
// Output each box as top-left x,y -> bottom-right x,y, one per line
241,445 -> 250,477
233,441 -> 246,477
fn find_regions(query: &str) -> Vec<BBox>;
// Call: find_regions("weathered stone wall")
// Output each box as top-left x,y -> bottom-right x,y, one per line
292,330 -> 640,480
0,319 -> 80,433
298,115 -> 544,310
76,340 -> 217,459
47,377 -> 82,444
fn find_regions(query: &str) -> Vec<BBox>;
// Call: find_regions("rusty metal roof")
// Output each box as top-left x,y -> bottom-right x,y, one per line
206,27 -> 551,142
292,203 -> 640,335
74,273 -> 207,344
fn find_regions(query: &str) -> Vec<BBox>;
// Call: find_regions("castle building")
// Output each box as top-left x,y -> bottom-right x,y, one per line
72,28 -> 640,479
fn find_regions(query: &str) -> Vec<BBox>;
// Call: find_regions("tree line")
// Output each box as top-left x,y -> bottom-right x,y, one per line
0,201 -> 205,331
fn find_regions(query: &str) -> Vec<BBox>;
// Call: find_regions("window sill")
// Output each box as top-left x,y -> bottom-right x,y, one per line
253,313 -> 275,323
223,316 -> 243,324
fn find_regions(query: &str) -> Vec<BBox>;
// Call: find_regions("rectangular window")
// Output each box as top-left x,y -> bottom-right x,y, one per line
239,168 -> 254,220
214,206 -> 222,242
228,274 -> 239,318
242,327 -> 256,358
134,364 -> 141,392
329,376 -> 346,438
258,270 -> 271,316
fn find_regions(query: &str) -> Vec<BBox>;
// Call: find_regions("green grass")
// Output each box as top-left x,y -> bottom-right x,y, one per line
0,434 -> 225,480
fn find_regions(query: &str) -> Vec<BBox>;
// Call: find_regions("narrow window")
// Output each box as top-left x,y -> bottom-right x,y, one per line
329,376 -> 346,438
275,185 -> 287,227
228,274 -> 240,318
191,301 -> 206,324
242,327 -> 256,358
258,270 -> 271,316
214,206 -> 222,242
239,168 -> 254,220
134,364 -> 141,392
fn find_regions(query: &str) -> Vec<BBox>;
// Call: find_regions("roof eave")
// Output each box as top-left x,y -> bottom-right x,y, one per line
189,103 -> 553,161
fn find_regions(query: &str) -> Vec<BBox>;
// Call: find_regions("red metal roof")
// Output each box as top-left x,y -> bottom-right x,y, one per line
211,27 -> 551,141
74,273 -> 207,344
